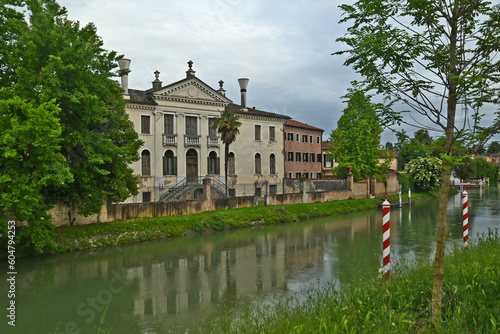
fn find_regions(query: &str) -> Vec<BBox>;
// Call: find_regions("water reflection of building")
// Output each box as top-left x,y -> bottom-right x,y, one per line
128,235 -> 287,330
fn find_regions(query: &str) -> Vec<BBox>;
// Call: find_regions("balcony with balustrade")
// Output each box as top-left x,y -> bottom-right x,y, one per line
163,134 -> 177,146
184,135 -> 201,147
207,136 -> 220,148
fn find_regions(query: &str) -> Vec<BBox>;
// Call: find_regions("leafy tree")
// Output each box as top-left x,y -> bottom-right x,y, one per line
0,0 -> 142,253
486,141 -> 500,155
216,108 -> 242,196
404,156 -> 442,191
0,96 -> 72,253
453,157 -> 476,180
397,130 -> 434,170
335,0 -> 500,326
328,89 -> 392,182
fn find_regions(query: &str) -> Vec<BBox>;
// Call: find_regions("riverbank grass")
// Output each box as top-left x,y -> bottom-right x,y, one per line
194,229 -> 500,333
50,193 -> 433,255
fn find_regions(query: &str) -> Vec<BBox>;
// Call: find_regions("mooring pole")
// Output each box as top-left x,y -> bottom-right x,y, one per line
399,187 -> 402,208
382,196 -> 391,280
462,188 -> 469,250
408,187 -> 411,206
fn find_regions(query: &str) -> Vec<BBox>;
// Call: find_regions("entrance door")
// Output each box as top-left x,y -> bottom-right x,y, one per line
186,149 -> 198,184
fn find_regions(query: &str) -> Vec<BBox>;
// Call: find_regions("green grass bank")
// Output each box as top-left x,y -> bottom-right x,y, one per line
46,192 -> 434,256
193,229 -> 500,333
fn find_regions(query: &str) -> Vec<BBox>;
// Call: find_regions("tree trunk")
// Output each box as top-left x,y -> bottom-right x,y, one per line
224,143 -> 229,196
431,166 -> 452,327
431,5 -> 459,327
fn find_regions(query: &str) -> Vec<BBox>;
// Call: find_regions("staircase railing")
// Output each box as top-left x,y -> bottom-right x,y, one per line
159,177 -> 187,201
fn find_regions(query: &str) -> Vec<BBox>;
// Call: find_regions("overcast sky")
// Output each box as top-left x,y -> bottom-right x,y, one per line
58,0 -> 499,145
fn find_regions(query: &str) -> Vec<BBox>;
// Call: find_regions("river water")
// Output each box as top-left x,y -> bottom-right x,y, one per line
2,187 -> 498,333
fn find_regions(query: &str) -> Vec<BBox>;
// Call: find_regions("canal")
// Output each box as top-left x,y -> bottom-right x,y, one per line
2,187 -> 498,333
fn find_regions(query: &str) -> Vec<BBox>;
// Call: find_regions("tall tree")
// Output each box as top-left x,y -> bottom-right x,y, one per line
335,0 -> 500,326
0,0 -> 142,253
216,108 -> 242,196
328,89 -> 391,181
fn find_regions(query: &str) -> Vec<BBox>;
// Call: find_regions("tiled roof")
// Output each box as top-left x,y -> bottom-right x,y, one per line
285,119 -> 324,132
227,103 -> 291,120
128,89 -> 157,105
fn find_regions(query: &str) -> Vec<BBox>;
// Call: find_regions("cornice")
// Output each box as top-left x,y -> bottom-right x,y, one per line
239,113 -> 287,123
126,103 -> 156,111
153,94 -> 229,107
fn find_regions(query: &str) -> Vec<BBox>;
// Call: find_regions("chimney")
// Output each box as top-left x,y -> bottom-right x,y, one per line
117,58 -> 131,95
152,70 -> 162,90
238,78 -> 249,109
217,80 -> 226,96
186,60 -> 196,78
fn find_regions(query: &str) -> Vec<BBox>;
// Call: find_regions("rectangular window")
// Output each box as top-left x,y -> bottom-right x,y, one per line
255,187 -> 262,197
269,184 -> 277,195
164,114 -> 174,134
288,152 -> 294,162
208,118 -> 218,137
185,116 -> 198,136
296,172 -> 301,178
255,125 -> 261,140
296,133 -> 300,142
317,154 -> 322,163
296,152 -> 301,162
310,135 -> 313,143
317,173 -> 322,179
269,126 -> 276,141
288,172 -> 293,178
288,132 -> 294,141
141,115 -> 151,134
310,153 -> 315,162
303,134 -> 308,143
142,192 -> 151,203
303,153 -> 308,162
304,173 -> 309,178
228,188 -> 236,197
310,172 -> 314,179
317,136 -> 320,144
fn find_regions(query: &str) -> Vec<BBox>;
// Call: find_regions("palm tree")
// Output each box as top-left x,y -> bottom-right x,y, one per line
215,108 -> 242,196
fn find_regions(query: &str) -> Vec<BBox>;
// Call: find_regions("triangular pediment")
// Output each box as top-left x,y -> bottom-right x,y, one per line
153,78 -> 232,106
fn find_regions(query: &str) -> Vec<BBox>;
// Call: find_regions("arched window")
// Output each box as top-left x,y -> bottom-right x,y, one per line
255,153 -> 262,175
228,152 -> 235,175
269,154 -> 276,175
141,150 -> 151,176
207,151 -> 220,175
163,150 -> 177,175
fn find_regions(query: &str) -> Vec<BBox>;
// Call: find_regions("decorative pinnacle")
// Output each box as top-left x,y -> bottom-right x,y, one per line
188,60 -> 193,70
154,70 -> 160,80
218,80 -> 224,89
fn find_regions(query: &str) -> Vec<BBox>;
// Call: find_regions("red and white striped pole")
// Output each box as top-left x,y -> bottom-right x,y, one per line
382,196 -> 391,280
462,188 -> 469,250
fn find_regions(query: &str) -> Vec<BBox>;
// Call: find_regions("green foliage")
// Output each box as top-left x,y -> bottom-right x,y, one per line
453,156 -> 498,181
397,172 -> 413,193
404,156 -> 442,191
0,0 -> 142,253
490,165 -> 499,184
0,96 -> 72,253
329,89 -> 392,181
486,141 -> 500,155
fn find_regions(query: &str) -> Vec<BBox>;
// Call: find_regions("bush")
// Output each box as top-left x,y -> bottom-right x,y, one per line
404,156 -> 442,191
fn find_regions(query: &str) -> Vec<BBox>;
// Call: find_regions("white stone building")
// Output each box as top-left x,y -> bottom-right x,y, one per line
119,60 -> 289,202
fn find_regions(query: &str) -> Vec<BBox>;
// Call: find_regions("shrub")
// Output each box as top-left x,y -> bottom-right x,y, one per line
404,156 -> 442,191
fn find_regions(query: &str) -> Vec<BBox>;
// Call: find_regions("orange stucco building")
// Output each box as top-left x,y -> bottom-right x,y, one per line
284,119 -> 324,179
